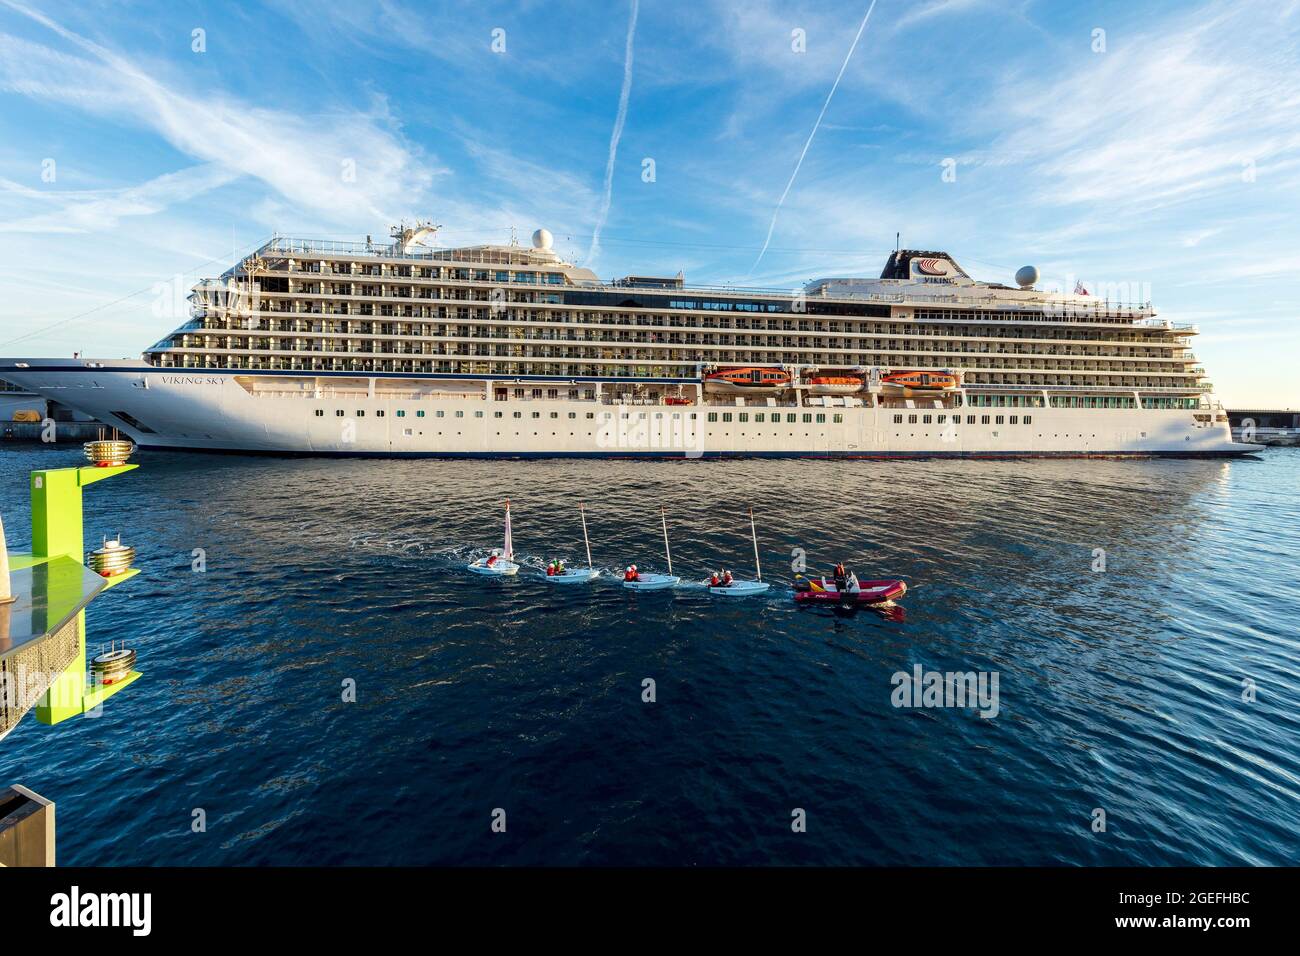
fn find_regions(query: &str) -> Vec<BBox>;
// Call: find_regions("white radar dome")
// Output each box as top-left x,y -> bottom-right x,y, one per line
532,228 -> 553,250
1015,265 -> 1039,289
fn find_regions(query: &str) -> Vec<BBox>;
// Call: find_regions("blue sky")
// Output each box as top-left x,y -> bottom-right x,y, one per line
1,0 -> 1297,406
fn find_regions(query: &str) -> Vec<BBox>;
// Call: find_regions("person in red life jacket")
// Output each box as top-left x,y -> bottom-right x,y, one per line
624,565 -> 639,582
722,569 -> 733,586
486,550 -> 499,568
546,560 -> 555,576
833,561 -> 847,593
709,570 -> 720,587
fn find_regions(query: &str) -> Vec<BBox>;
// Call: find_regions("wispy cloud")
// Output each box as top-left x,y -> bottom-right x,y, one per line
587,0 -> 639,268
0,164 -> 237,232
986,5 -> 1300,211
441,138 -> 602,246
889,0 -> 986,34
1181,227 -> 1221,248
0,0 -> 437,225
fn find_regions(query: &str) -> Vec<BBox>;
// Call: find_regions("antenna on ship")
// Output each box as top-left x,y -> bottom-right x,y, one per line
391,220 -> 441,254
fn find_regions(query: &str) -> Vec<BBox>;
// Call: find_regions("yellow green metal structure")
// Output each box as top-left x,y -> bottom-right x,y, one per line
7,464 -> 141,725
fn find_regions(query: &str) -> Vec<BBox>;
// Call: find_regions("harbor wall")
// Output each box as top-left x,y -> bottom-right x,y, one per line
1,422 -> 110,443
1228,409 -> 1300,446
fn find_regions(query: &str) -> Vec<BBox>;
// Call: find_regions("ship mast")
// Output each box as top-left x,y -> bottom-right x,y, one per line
391,220 -> 441,254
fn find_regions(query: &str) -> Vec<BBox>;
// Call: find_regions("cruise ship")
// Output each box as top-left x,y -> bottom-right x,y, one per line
0,223 -> 1255,458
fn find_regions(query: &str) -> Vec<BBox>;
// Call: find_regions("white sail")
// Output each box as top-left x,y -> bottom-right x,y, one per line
661,507 -> 673,576
580,502 -> 593,570
503,500 -> 513,560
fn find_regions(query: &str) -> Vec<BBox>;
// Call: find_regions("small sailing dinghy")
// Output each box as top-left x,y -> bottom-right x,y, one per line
544,502 -> 600,584
706,507 -> 771,596
467,500 -> 520,576
623,507 -> 681,591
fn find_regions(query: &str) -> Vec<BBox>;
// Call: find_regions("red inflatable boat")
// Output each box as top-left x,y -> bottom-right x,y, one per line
793,576 -> 907,606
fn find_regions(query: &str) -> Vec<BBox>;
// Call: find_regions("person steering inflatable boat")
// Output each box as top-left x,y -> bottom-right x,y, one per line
794,564 -> 907,607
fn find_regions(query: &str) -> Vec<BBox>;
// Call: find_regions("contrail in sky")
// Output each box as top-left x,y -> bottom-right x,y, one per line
588,0 -> 639,267
749,0 -> 878,276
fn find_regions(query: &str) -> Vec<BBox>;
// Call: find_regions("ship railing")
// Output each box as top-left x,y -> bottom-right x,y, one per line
262,237 -> 561,268
198,284 -> 1158,325
1137,319 -> 1196,331
962,382 -> 1207,394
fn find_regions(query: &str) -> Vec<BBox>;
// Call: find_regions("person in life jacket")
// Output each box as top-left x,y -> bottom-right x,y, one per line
709,570 -> 721,587
833,561 -> 847,592
546,559 -> 556,576
486,550 -> 500,568
722,569 -> 734,586
624,565 -> 638,582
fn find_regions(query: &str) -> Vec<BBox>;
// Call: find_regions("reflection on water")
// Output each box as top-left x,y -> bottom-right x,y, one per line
0,446 -> 1297,865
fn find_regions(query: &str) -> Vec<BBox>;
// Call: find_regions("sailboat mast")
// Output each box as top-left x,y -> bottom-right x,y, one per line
580,502 -> 593,570
661,506 -> 673,576
750,507 -> 762,582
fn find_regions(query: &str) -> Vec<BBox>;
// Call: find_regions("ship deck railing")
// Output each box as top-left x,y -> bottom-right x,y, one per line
234,383 -> 1209,404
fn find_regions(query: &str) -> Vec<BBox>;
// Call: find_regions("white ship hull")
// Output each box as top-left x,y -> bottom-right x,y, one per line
1,361 -> 1257,458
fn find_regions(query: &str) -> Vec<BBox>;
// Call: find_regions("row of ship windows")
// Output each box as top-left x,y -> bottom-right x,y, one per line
277,262 -> 1153,314
306,408 -> 1047,427
376,430 -> 1156,443
196,318 -> 1181,350
280,265 -> 565,284
308,408 -> 849,424
296,392 -> 1181,412
249,276 -> 1148,323
186,320 -> 1183,348
894,414 -> 1033,425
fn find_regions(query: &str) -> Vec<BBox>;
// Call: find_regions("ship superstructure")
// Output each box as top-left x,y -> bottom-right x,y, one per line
0,224 -> 1252,458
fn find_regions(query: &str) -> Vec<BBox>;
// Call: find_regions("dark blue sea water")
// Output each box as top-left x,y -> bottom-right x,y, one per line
1,445 -> 1297,865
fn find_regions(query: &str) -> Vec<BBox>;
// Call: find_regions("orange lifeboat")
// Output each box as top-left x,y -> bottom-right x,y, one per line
805,375 -> 863,396
880,370 -> 961,395
703,367 -> 792,396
